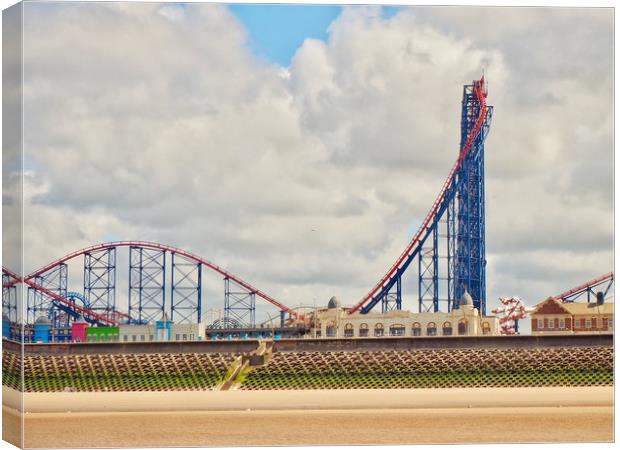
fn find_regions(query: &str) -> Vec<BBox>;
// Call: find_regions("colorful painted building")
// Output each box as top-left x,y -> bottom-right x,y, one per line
71,320 -> 88,342
86,326 -> 120,342
33,316 -> 52,343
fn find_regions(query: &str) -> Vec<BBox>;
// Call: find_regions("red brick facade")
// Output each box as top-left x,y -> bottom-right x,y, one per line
531,297 -> 612,334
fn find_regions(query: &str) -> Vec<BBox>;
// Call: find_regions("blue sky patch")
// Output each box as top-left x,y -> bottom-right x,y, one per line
228,4 -> 342,67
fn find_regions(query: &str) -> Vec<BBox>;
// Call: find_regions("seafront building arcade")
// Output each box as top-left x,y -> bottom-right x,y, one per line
309,293 -> 500,338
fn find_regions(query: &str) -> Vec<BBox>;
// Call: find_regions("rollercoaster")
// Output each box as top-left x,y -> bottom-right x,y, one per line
0,76 -> 613,331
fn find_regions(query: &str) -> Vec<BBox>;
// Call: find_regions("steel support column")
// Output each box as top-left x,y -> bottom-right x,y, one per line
129,246 -> 166,323
84,248 -> 116,317
418,226 -> 440,313
381,275 -> 402,313
447,194 -> 457,310
224,277 -> 255,328
171,253 -> 202,323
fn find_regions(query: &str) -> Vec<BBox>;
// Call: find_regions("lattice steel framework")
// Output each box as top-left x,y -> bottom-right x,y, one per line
27,264 -> 67,325
381,277 -> 401,313
454,82 -> 490,313
84,248 -> 116,317
418,226 -> 441,313
12,241 -> 301,329
2,272 -> 18,322
354,77 -> 492,315
224,277 -> 255,327
129,246 -> 166,323
171,252 -> 202,323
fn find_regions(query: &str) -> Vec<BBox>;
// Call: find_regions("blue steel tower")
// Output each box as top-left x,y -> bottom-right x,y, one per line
453,81 -> 493,314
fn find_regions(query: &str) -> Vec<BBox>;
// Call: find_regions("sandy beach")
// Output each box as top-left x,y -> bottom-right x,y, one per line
3,405 -> 614,447
2,386 -> 614,447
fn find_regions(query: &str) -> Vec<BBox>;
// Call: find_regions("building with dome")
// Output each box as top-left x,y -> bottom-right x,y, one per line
33,315 -> 52,343
308,292 -> 500,338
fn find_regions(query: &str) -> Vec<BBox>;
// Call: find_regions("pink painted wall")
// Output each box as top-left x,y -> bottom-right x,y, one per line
71,322 -> 88,342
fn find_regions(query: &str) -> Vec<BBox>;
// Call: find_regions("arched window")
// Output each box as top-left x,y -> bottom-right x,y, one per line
458,320 -> 468,336
326,321 -> 337,337
442,321 -> 453,336
427,322 -> 437,337
344,323 -> 354,338
389,324 -> 405,336
412,322 -> 422,337
359,323 -> 369,337
374,323 -> 384,337
482,322 -> 491,335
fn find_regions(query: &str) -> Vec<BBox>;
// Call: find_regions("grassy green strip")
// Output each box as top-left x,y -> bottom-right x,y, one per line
19,371 -> 226,392
6,368 -> 614,392
241,369 -> 613,390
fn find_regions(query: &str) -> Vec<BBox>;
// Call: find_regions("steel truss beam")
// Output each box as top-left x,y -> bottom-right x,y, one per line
171,253 -> 202,323
2,272 -> 18,322
224,277 -> 255,327
129,246 -> 166,323
84,248 -> 116,317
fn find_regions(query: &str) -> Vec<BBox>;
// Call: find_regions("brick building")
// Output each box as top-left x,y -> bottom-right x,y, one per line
531,297 -> 613,335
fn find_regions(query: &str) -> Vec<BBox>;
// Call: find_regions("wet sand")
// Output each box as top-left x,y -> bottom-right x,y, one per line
3,386 -> 614,447
4,406 -> 613,447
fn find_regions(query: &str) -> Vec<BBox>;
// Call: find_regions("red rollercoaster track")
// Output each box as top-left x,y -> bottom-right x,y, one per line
553,272 -> 614,302
348,76 -> 489,314
3,241 -> 302,322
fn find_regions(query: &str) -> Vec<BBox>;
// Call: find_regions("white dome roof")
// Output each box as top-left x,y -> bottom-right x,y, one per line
34,315 -> 52,325
327,296 -> 341,309
460,290 -> 474,307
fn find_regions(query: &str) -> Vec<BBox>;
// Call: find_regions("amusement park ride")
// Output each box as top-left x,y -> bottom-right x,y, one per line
1,76 -> 613,334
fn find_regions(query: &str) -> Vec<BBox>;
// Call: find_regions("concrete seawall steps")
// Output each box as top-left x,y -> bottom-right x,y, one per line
224,340 -> 275,390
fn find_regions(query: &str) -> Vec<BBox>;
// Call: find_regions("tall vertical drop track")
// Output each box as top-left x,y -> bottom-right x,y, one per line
3,76 -> 494,327
349,76 -> 493,315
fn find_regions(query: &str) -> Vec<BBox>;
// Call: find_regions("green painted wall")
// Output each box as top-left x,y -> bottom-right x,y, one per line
86,326 -> 119,342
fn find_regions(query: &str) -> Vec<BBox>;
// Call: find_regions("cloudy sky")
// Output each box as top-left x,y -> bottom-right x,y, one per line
8,3 -> 614,321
